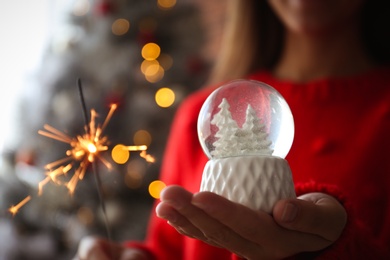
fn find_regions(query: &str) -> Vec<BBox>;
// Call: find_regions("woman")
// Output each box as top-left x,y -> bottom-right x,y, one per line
77,0 -> 390,259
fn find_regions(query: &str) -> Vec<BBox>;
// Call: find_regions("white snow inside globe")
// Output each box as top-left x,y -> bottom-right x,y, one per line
197,79 -> 294,159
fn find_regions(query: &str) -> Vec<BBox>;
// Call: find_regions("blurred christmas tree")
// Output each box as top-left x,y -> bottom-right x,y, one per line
0,0 -> 216,258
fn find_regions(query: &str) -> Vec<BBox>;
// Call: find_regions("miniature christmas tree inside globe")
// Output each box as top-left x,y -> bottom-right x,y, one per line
197,79 -> 294,159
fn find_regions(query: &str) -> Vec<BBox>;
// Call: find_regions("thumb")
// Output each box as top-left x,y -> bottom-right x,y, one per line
273,192 -> 347,242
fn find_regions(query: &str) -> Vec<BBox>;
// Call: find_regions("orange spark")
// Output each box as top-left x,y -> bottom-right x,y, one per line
8,196 -> 32,216
140,150 -> 155,163
38,104 -> 117,195
125,145 -> 155,162
125,145 -> 147,151
10,100 -> 155,216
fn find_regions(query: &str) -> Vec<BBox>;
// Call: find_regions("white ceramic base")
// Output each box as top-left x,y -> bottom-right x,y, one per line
200,155 -> 296,213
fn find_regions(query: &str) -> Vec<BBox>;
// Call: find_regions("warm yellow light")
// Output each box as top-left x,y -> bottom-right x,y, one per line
8,196 -> 32,216
140,150 -> 155,163
142,43 -> 161,61
157,0 -> 177,9
133,130 -> 152,146
126,145 -> 147,151
112,18 -> 130,36
155,87 -> 175,108
149,180 -> 166,199
144,63 -> 161,77
140,60 -> 159,75
87,143 -> 97,153
112,144 -> 130,164
158,53 -> 173,71
145,66 -> 164,83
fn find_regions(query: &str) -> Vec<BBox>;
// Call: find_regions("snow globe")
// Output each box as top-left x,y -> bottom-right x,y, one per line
197,79 -> 295,213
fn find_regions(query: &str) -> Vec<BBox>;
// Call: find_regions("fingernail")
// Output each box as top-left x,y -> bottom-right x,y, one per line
191,193 -> 211,212
157,211 -> 177,223
167,199 -> 183,210
282,202 -> 298,222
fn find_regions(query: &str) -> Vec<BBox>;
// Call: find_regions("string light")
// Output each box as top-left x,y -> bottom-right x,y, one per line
133,130 -> 152,146
148,180 -> 166,199
158,53 -> 173,71
111,144 -> 130,164
157,0 -> 177,10
145,65 -> 164,83
141,43 -> 161,61
155,87 -> 175,108
140,60 -> 159,75
112,18 -> 130,36
144,63 -> 161,77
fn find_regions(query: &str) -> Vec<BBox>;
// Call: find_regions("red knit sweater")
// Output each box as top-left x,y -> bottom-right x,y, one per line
127,68 -> 390,259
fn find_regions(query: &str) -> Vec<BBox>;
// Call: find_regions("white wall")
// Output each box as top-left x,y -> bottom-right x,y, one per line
0,0 -> 53,159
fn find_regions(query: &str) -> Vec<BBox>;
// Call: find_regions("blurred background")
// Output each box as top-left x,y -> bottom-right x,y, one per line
0,0 -> 226,259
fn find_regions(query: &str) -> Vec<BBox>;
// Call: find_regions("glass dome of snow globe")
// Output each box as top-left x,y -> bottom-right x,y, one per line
197,79 -> 294,159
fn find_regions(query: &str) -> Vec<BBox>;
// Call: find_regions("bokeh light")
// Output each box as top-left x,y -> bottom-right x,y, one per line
133,130 -> 152,146
148,180 -> 166,199
140,60 -> 159,75
145,65 -> 164,83
112,18 -> 130,36
77,206 -> 94,226
125,159 -> 146,189
111,144 -> 130,164
144,63 -> 161,77
157,0 -> 177,9
158,53 -> 173,71
155,87 -> 175,108
72,0 -> 90,16
141,43 -> 161,61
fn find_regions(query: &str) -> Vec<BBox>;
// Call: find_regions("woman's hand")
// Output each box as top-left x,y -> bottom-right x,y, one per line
74,236 -> 149,260
156,185 -> 347,260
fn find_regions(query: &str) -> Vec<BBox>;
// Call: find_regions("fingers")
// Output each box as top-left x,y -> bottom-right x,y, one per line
157,186 -> 259,256
156,188 -> 208,240
273,192 -> 347,242
156,202 -> 223,248
157,186 -> 342,259
191,191 -> 275,243
191,190 -> 331,255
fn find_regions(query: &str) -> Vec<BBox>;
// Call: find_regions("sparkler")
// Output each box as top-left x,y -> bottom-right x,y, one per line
37,101 -> 115,196
124,145 -> 155,163
8,78 -> 154,222
8,195 -> 31,216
